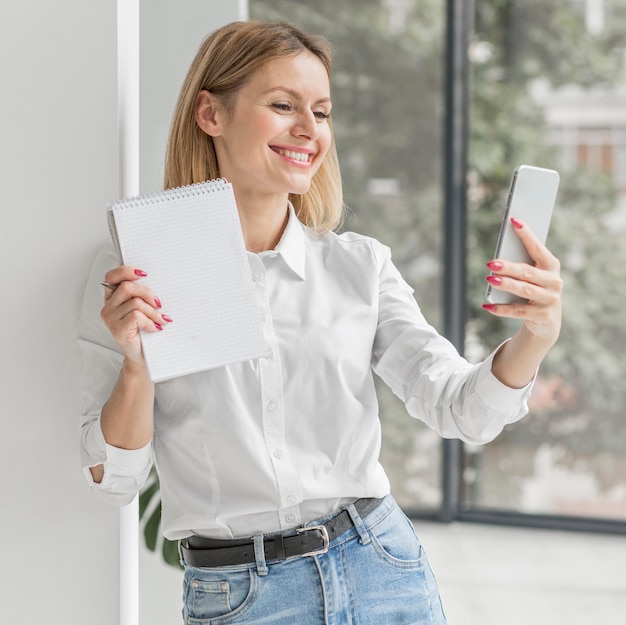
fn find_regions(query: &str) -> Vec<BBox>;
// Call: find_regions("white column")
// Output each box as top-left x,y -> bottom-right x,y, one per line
117,3 -> 246,624
117,1 -> 141,623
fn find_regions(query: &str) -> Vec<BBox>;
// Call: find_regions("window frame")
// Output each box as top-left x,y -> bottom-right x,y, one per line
408,0 -> 626,537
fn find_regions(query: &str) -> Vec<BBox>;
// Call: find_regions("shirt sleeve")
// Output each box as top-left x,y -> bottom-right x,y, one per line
78,242 -> 154,506
371,241 -> 534,445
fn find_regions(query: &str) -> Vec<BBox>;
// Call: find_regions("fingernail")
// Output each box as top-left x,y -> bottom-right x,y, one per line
161,314 -> 173,323
486,275 -> 502,285
154,297 -> 162,309
511,217 -> 523,229
154,322 -> 163,331
486,260 -> 503,271
482,303 -> 497,311
134,269 -> 148,277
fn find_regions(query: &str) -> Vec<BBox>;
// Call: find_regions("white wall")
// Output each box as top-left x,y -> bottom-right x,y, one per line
138,0 -> 247,193
0,1 -> 119,623
0,1 -> 242,624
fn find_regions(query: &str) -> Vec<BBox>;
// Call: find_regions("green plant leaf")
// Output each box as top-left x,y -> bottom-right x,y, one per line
143,501 -> 162,552
139,475 -> 159,518
162,537 -> 183,569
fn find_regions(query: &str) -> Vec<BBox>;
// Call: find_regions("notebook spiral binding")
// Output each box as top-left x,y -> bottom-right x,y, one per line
110,178 -> 230,210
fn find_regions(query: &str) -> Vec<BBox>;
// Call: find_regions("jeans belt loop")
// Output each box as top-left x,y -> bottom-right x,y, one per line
345,502 -> 371,545
253,533 -> 268,576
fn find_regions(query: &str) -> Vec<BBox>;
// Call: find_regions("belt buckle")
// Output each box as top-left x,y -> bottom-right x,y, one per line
296,524 -> 330,557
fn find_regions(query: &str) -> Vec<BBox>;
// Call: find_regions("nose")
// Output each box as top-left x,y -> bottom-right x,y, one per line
291,110 -> 318,140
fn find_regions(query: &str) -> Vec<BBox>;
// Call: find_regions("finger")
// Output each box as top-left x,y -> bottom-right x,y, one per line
483,295 -> 561,337
120,307 -> 167,333
103,266 -> 149,289
107,299 -> 173,328
102,296 -> 169,337
485,271 -> 561,306
486,257 -> 546,288
102,267 -> 149,303
507,218 -> 560,271
102,284 -> 172,324
111,295 -> 164,323
482,300 -> 554,330
104,278 -> 163,310
482,301 -> 528,318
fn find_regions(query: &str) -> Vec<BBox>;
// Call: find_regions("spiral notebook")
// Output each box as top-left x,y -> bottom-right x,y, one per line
107,179 -> 266,382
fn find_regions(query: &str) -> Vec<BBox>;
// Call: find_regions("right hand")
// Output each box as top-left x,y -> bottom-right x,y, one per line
100,266 -> 172,367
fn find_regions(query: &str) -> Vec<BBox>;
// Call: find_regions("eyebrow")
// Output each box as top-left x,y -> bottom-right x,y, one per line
264,86 -> 331,105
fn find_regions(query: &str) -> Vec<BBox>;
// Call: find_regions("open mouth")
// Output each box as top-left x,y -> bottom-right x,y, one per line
271,147 -> 313,163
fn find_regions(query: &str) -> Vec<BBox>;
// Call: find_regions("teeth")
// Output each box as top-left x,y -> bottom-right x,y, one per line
277,149 -> 310,162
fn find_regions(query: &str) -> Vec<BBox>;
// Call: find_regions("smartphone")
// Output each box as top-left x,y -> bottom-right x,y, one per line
486,164 -> 560,305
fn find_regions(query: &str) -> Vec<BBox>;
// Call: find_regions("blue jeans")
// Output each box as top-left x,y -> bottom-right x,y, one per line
181,495 -> 447,624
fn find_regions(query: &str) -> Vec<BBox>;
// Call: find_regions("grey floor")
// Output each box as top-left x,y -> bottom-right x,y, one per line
414,520 -> 626,625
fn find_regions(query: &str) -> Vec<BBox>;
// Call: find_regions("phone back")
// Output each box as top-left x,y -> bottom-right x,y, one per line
486,165 -> 560,304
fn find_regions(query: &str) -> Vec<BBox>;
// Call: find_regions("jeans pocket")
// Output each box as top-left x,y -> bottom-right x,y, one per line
183,566 -> 256,623
368,506 -> 426,570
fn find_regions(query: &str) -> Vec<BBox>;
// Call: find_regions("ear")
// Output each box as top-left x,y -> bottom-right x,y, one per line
195,90 -> 223,137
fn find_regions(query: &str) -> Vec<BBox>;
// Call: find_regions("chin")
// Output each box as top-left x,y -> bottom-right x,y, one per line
288,180 -> 314,196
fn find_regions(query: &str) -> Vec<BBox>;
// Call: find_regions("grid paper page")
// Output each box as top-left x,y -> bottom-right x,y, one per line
108,181 -> 266,382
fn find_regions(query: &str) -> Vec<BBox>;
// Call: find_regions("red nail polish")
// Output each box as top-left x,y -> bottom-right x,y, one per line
154,322 -> 163,331
510,217 -> 523,229
161,314 -> 173,323
482,303 -> 497,311
134,268 -> 148,277
486,261 -> 503,271
486,275 -> 502,285
154,297 -> 162,309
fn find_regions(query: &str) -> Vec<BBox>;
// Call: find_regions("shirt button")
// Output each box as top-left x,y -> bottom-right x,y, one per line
252,273 -> 263,283
286,495 -> 296,505
267,401 -> 277,412
265,349 -> 273,359
274,449 -> 284,459
285,513 -> 296,523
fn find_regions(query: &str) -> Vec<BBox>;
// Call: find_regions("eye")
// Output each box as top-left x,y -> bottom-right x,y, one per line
271,102 -> 293,113
314,110 -> 331,121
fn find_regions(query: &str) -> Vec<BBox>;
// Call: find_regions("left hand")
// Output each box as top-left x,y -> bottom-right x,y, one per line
483,217 -> 562,346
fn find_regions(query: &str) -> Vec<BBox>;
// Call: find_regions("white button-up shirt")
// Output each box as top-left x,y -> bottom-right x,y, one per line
79,207 -> 532,539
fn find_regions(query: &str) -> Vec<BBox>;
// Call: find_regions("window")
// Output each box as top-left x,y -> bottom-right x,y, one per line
464,0 -> 626,524
249,0 -> 626,530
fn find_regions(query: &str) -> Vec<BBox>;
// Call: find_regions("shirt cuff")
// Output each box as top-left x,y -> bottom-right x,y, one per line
476,340 -> 536,416
105,441 -> 153,472
84,441 -> 153,488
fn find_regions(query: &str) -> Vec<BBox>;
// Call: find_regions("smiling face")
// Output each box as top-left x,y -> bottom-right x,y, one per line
195,51 -> 333,207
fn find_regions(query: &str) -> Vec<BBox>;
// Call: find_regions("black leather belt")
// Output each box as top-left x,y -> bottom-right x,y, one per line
180,497 -> 382,568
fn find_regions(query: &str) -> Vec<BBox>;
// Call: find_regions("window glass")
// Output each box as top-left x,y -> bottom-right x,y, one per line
250,0 -> 446,511
466,0 -> 626,520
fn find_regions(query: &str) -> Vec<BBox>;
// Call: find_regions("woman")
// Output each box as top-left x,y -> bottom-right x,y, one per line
79,20 -> 562,624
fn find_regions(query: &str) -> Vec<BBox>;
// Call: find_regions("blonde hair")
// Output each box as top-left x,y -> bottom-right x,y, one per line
164,20 -> 344,232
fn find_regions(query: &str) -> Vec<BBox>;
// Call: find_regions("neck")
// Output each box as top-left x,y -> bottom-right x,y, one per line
235,191 -> 290,253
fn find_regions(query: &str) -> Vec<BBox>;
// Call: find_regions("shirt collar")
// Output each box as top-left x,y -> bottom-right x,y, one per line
272,203 -> 306,280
